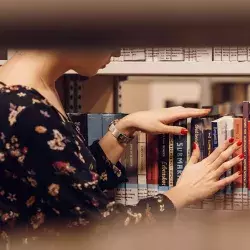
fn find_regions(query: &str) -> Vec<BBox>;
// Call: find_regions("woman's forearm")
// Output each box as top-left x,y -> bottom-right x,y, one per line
98,116 -> 136,164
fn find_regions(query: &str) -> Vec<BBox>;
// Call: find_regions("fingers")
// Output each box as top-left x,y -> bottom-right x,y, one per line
170,107 -> 211,121
204,137 -> 237,164
215,171 -> 242,190
211,154 -> 244,178
188,143 -> 200,165
208,140 -> 242,169
159,125 -> 188,135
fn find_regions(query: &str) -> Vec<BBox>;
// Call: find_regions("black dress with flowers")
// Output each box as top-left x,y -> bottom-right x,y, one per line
0,84 -> 175,248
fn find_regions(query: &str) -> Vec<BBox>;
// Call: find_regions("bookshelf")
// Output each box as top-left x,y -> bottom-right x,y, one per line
66,61 -> 250,76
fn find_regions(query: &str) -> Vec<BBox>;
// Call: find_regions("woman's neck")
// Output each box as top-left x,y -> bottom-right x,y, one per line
0,50 -> 68,89
0,50 -> 70,118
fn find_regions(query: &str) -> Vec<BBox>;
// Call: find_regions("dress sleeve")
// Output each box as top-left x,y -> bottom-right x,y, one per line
89,140 -> 127,190
14,103 -> 176,232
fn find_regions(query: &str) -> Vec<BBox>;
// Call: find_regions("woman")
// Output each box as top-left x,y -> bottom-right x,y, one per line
0,49 -> 243,248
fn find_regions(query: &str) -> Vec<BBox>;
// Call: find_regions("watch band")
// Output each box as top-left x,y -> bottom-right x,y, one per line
108,120 -> 134,144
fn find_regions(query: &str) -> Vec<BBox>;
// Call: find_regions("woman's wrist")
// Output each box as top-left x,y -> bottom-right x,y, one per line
115,115 -> 137,138
163,185 -> 191,210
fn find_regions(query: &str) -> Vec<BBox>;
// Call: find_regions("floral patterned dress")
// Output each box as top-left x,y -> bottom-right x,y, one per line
0,83 -> 175,249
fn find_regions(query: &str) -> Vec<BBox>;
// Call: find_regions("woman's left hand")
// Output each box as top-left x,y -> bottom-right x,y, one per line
117,106 -> 211,136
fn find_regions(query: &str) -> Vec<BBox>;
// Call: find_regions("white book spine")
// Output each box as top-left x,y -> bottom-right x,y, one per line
132,48 -> 146,61
248,47 -> 250,61
230,47 -> 238,61
215,118 -> 227,210
153,48 -> 159,62
237,47 -> 248,62
184,48 -> 190,61
196,47 -> 213,61
146,48 -> 153,62
138,132 -> 147,200
213,47 -> 222,61
158,48 -> 172,61
225,117 -> 234,210
171,47 -> 184,61
123,48 -> 133,61
189,48 -> 197,61
222,47 -> 230,61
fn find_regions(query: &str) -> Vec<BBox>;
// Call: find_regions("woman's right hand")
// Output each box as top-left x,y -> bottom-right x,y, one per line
165,138 -> 243,210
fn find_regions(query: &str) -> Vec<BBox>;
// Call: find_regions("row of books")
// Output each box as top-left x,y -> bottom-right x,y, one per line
111,47 -> 250,62
69,102 -> 249,210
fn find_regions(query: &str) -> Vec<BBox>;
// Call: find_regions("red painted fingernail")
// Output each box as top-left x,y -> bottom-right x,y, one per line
237,141 -> 242,146
181,128 -> 188,135
229,137 -> 234,143
193,142 -> 197,150
238,153 -> 244,159
238,171 -> 242,175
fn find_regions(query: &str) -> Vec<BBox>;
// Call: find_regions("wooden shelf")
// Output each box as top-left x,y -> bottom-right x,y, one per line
66,61 -> 250,76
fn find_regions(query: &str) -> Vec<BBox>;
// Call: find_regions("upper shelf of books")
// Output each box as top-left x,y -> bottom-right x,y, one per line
4,48 -> 250,76
67,47 -> 250,76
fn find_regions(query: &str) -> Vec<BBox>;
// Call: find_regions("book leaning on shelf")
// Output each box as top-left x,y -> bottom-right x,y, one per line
68,103 -> 249,210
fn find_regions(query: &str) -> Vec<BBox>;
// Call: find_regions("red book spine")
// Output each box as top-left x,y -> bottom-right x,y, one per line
146,134 -> 159,196
233,117 -> 243,210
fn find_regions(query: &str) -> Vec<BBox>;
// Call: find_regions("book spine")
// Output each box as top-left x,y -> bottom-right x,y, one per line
173,119 -> 187,186
238,47 -> 248,62
222,47 -> 230,61
213,47 -> 222,61
158,134 -> 169,193
202,117 -> 215,210
171,47 -> 184,61
215,119 -> 227,210
184,48 -> 190,62
212,121 -> 218,151
196,47 -> 212,61
125,134 -> 139,205
189,118 -> 204,209
114,113 -> 127,204
146,48 -> 153,62
187,118 -> 192,162
233,118 -> 243,210
87,114 -> 103,146
147,134 -> 159,197
230,47 -> 238,61
153,48 -> 159,62
225,118 -> 234,210
138,131 -> 147,200
158,48 -> 172,61
132,48 -> 146,61
243,102 -> 249,209
248,121 -> 250,209
123,48 -> 133,61
169,126 -> 174,189
248,47 -> 250,61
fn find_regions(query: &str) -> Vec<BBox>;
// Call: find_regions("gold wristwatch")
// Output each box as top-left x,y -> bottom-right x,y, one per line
108,119 -> 134,144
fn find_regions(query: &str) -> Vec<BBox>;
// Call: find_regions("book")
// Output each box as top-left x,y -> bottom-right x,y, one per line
173,119 -> 187,186
147,134 -> 159,197
224,116 -> 234,210
138,131 -> 147,200
233,117 -> 243,210
158,134 -> 169,193
125,134 -> 139,205
242,101 -> 250,209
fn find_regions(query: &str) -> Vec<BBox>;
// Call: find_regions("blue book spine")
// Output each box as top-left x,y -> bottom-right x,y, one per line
212,121 -> 218,151
87,114 -> 103,146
